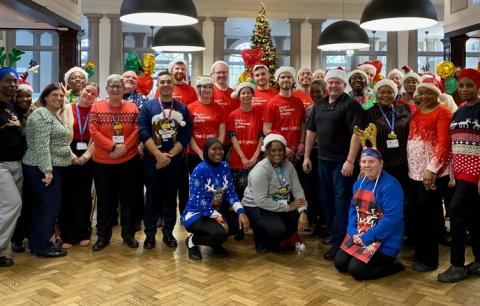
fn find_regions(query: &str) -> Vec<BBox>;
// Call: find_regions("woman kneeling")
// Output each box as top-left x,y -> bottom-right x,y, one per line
242,132 -> 308,253
182,138 -> 249,260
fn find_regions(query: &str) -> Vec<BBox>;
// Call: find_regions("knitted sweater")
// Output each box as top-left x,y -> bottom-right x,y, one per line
450,102 -> 480,184
89,100 -> 139,164
181,161 -> 244,228
242,158 -> 307,212
22,107 -> 73,173
407,106 -> 452,181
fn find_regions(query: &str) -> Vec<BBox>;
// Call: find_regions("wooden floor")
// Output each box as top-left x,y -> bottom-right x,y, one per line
1,225 -> 479,306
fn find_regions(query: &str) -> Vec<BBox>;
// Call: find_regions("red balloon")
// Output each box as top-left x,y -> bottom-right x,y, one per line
241,48 -> 263,73
137,74 -> 153,96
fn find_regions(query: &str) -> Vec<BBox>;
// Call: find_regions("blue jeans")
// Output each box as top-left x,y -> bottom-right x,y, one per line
317,160 -> 353,248
22,164 -> 62,253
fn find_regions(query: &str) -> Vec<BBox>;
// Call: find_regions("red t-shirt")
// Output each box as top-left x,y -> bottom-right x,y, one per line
173,82 -> 197,105
72,104 -> 92,142
292,89 -> 314,109
227,106 -> 263,169
253,87 -> 278,113
187,100 -> 226,155
212,86 -> 239,117
262,95 -> 305,149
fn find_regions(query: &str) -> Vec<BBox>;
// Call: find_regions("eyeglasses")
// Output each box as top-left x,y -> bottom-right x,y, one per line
107,84 -> 123,89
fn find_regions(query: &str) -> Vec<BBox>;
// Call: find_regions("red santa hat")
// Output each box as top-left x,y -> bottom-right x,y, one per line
262,131 -> 287,152
387,68 -> 404,80
401,65 -> 422,84
358,63 -> 377,76
458,68 -> 480,88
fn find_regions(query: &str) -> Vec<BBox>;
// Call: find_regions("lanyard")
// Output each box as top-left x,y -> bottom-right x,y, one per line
360,173 -> 380,193
158,98 -> 173,122
75,104 -> 89,141
274,163 -> 287,187
378,103 -> 395,132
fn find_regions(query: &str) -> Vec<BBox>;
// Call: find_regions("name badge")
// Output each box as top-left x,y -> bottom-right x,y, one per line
386,139 -> 399,148
112,135 -> 125,144
76,142 -> 88,150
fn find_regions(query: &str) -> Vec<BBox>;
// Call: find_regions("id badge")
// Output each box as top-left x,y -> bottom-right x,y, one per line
386,139 -> 399,148
112,135 -> 125,144
76,142 -> 88,150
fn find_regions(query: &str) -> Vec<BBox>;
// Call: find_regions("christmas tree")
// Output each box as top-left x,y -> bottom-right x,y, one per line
251,2 -> 278,84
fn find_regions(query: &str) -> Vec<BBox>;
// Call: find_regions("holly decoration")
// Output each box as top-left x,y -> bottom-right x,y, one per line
250,1 -> 278,85
124,51 -> 142,74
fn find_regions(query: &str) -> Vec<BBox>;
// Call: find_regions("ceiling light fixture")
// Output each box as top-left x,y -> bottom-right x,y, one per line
317,0 -> 370,51
360,0 -> 437,32
120,0 -> 198,26
152,25 -> 205,52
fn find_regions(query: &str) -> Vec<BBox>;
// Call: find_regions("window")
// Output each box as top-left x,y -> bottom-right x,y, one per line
466,38 -> 480,69
12,30 -> 59,93
417,23 -> 444,74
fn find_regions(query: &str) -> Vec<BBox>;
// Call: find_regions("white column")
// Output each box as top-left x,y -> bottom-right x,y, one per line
85,13 -> 102,84
289,18 -> 303,70
106,14 -> 123,75
191,16 -> 205,83
202,18 -> 214,75
309,19 -> 325,70
387,32 -> 398,71
98,15 -> 111,98
397,31 -> 409,68
408,30 -> 418,71
211,17 -> 227,62
300,20 -> 311,69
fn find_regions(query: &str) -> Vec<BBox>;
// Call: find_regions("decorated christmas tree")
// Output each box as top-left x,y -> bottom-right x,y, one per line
251,2 -> 278,84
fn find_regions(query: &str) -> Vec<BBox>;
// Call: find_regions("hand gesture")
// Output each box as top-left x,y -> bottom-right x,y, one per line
42,172 -> 53,186
238,213 -> 250,232
288,198 -> 306,211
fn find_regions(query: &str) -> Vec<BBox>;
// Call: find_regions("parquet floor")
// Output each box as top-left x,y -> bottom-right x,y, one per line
1,225 -> 479,306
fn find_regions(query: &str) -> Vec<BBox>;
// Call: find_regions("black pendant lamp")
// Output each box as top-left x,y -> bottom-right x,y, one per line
152,25 -> 205,52
317,20 -> 370,51
120,0 -> 198,26
360,0 -> 437,31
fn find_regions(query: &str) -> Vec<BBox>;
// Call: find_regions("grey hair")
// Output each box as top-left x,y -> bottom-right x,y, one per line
106,74 -> 124,86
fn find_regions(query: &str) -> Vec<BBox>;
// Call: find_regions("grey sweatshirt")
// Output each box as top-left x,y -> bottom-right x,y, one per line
241,158 -> 307,212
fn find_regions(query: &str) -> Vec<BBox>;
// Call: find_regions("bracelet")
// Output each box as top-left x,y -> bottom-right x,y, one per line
346,159 -> 354,165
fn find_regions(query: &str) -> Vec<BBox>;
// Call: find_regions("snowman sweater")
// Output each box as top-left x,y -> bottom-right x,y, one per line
181,161 -> 244,228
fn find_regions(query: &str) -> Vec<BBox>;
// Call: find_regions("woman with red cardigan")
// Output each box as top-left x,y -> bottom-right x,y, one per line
407,81 -> 452,273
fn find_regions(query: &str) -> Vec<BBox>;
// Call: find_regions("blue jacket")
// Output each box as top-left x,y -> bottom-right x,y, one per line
347,170 -> 404,257
138,98 -> 192,152
181,161 -> 244,228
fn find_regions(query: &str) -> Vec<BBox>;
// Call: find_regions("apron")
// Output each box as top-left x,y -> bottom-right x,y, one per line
340,175 -> 384,263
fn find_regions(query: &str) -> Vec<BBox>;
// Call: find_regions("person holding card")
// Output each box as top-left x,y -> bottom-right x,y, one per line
89,74 -> 140,252
335,124 -> 405,280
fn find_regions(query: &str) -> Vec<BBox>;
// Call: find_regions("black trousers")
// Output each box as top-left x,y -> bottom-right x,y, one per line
409,176 -> 449,268
449,180 -> 480,267
231,168 -> 250,200
177,153 -> 189,215
143,154 -> 181,237
244,206 -> 298,249
59,156 -> 93,244
133,157 -> 145,230
186,154 -> 202,175
11,183 -> 34,244
93,156 -> 139,241
298,148 -> 322,226
334,249 -> 398,280
186,204 -> 239,248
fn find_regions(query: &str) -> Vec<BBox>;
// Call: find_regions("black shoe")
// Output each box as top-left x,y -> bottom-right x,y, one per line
162,233 -> 178,248
123,236 -> 139,248
92,239 -> 109,252
36,248 -> 67,258
438,265 -> 468,283
412,262 -> 437,272
234,230 -> 244,240
321,235 -> 332,245
185,238 -> 202,260
11,241 -> 25,253
323,247 -> 338,261
0,256 -> 14,267
143,236 -> 156,249
255,243 -> 269,254
212,246 -> 229,257
439,232 -> 452,246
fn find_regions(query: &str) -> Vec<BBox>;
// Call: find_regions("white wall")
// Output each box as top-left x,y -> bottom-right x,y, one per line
444,0 -> 480,34
33,0 -> 82,26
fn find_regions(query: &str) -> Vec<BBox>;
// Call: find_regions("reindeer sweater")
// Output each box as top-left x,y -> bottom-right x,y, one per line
450,102 -> 480,184
181,161 -> 244,228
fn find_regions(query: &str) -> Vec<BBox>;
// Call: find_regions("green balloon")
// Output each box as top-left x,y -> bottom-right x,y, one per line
445,77 -> 458,94
85,67 -> 95,77
124,51 -> 141,74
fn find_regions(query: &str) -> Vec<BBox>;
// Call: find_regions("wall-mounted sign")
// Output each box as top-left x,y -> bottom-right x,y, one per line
451,0 -> 468,13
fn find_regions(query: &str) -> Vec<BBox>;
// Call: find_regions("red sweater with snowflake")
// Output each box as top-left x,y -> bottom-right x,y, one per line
407,105 -> 452,181
450,102 -> 480,184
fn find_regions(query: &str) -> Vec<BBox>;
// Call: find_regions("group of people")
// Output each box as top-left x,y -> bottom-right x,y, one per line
0,57 -> 479,284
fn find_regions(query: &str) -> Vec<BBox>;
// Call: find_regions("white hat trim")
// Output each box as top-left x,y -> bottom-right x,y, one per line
262,133 -> 287,152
